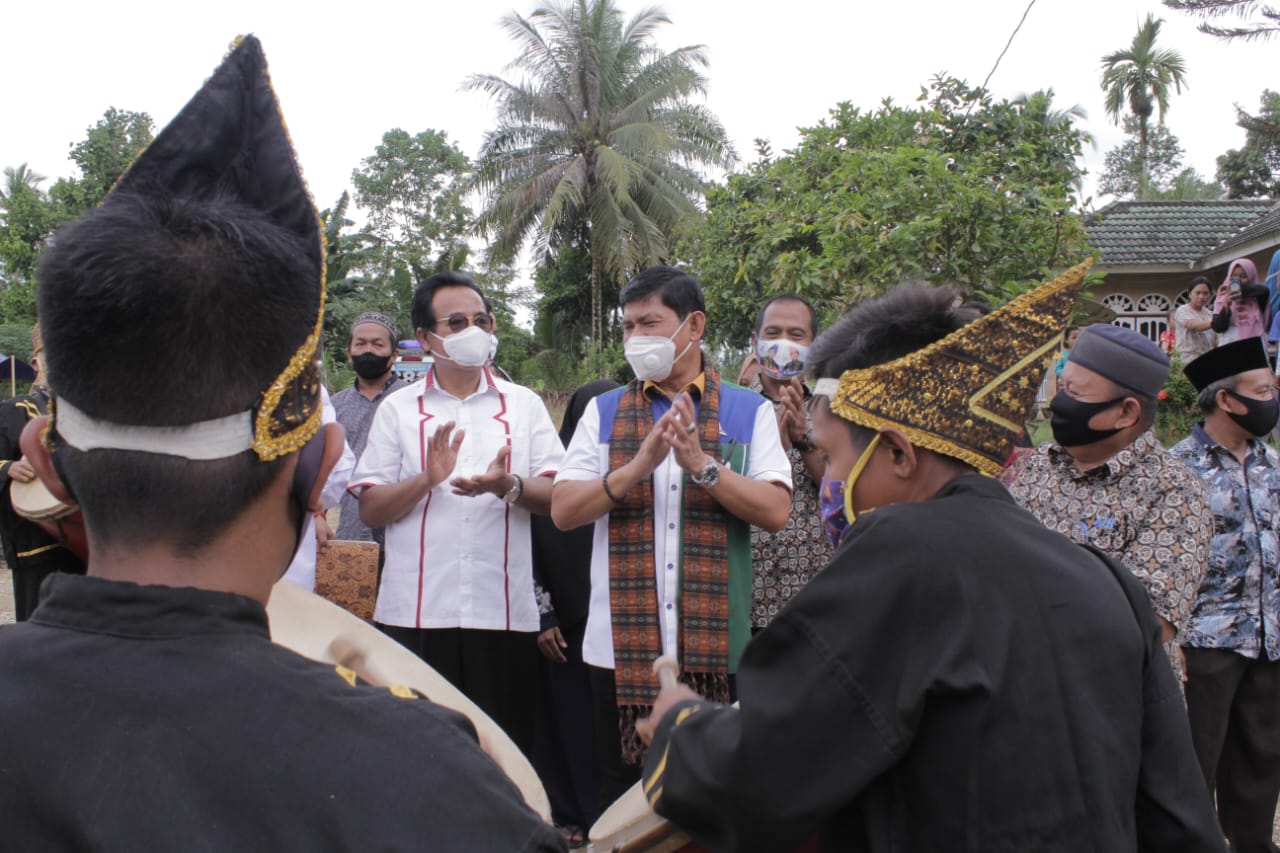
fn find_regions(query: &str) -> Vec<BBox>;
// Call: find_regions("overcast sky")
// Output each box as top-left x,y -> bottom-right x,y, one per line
2,1 -> 1261,243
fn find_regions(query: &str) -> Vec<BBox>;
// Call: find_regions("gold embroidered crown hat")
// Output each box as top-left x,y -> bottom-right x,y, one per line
50,35 -> 324,462
812,258 -> 1093,476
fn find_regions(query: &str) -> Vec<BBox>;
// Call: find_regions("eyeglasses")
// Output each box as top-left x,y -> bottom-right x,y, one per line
435,312 -> 494,334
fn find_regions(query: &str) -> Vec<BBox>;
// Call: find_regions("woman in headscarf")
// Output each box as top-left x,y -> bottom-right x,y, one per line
1212,257 -> 1269,345
531,377 -> 620,848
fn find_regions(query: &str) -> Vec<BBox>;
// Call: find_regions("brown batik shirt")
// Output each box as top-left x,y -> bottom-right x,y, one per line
748,377 -> 832,628
1007,429 -> 1212,679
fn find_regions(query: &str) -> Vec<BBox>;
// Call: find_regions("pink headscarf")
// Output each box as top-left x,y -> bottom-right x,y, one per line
1223,257 -> 1260,287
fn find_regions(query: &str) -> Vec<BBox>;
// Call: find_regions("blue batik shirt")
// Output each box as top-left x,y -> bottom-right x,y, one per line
1170,423 -> 1280,660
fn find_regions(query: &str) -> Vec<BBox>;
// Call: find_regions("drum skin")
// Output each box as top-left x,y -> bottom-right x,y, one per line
266,579 -> 552,822
9,476 -> 88,560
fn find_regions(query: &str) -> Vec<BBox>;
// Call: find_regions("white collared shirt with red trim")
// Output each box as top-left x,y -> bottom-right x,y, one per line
349,367 -> 564,632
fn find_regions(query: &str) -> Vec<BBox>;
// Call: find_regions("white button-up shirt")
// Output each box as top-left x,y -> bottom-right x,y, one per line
350,368 -> 564,632
282,386 -> 356,591
554,384 -> 791,669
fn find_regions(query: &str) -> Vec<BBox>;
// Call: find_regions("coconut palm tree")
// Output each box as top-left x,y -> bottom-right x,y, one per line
1100,14 -> 1189,199
467,0 -> 735,346
0,163 -> 46,207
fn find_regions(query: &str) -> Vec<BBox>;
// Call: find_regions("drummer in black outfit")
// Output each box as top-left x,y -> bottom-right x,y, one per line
0,323 -> 84,619
0,36 -> 564,852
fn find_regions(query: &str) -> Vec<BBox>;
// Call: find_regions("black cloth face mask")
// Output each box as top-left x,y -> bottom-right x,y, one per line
351,352 -> 393,380
1049,390 -> 1128,448
1224,389 -> 1280,437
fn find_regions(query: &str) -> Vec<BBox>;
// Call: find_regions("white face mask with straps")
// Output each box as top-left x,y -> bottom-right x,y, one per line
625,314 -> 694,382
430,325 -> 492,368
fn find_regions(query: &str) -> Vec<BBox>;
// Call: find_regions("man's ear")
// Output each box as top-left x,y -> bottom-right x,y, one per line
878,428 -> 919,480
416,328 -> 432,356
687,310 -> 707,342
1115,397 -> 1144,430
19,416 -> 75,504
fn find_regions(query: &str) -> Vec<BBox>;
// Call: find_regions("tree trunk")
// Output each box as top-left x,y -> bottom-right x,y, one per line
590,248 -> 602,351
1137,117 -> 1150,200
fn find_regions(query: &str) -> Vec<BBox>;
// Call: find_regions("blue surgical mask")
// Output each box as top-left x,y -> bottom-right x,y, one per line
818,433 -> 882,548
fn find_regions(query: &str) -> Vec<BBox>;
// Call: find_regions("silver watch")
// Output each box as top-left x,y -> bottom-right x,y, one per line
503,474 -> 524,504
691,459 -> 720,488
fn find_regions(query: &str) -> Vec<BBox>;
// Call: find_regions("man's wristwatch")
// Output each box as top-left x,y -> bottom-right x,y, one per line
690,458 -> 721,489
503,473 -> 524,504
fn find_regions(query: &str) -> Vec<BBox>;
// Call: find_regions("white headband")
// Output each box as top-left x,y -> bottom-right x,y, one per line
55,398 -> 254,460
812,378 -> 839,397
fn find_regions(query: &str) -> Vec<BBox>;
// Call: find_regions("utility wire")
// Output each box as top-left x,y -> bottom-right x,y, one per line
979,0 -> 1039,94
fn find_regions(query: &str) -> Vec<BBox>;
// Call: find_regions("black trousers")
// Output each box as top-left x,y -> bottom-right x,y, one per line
1183,646 -> 1280,853
378,625 -> 538,758
532,618 -> 602,830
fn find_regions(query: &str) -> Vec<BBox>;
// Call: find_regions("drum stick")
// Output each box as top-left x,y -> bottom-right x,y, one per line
653,655 -> 680,689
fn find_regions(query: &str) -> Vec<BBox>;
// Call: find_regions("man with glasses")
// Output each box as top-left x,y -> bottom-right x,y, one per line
351,271 -> 564,756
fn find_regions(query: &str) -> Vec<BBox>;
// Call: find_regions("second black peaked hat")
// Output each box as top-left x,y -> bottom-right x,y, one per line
50,35 -> 325,462
1183,336 -> 1271,392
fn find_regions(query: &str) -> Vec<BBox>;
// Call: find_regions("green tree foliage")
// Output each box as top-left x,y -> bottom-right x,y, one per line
317,192 -> 393,368
0,109 -> 154,325
0,166 -> 57,290
1163,0 -> 1280,41
49,108 -> 155,219
1155,168 -> 1225,200
1099,116 -> 1188,199
1100,15 -> 1189,199
468,0 -> 735,346
351,129 -> 472,285
681,77 -> 1091,349
1216,90 -> 1280,198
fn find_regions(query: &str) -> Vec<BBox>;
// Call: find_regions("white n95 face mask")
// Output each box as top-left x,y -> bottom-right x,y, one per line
625,315 -> 693,382
432,325 -> 491,368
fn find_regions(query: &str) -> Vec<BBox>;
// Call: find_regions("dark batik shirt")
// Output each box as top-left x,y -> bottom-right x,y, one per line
332,374 -> 406,541
0,574 -> 565,852
642,476 -> 1223,853
1007,429 -> 1212,678
747,376 -> 832,628
1170,424 -> 1280,661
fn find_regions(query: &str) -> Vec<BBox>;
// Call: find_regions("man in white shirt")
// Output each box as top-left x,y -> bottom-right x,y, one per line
351,271 -> 564,755
551,266 -> 792,809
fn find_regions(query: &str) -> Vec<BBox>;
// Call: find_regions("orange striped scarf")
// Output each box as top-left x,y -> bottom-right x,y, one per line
607,362 -> 732,763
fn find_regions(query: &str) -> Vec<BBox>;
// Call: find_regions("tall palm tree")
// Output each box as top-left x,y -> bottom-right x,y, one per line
0,163 -> 46,207
1100,14 -> 1189,199
467,0 -> 735,346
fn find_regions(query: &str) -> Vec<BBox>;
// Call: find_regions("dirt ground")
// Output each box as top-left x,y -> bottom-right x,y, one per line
0,567 -> 12,625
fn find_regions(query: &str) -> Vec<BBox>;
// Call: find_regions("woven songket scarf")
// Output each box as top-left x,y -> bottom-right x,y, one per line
608,359 -> 734,764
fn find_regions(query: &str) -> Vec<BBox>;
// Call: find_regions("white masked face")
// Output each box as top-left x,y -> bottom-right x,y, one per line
431,325 -> 491,368
624,314 -> 692,382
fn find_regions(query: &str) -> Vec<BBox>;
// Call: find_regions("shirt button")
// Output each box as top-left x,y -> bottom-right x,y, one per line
667,563 -> 674,570
668,523 -> 675,530
671,485 -> 678,492
666,603 -> 673,610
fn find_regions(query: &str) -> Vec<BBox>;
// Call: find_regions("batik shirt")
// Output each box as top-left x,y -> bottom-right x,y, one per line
747,376 -> 831,628
332,374 -> 407,542
1170,424 -> 1280,661
1008,430 -> 1212,677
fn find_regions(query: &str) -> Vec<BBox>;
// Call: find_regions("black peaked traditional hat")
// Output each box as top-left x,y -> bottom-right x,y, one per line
1183,337 -> 1271,392
52,35 -> 325,463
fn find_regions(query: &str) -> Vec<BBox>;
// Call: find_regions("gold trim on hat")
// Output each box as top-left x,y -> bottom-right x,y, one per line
827,258 -> 1093,475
